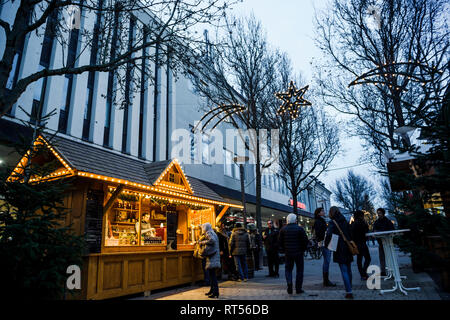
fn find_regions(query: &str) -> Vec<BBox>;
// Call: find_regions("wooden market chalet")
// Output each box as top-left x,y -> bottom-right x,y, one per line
8,133 -> 243,299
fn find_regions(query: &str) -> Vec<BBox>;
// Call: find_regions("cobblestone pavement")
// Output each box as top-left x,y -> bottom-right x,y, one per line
133,246 -> 443,300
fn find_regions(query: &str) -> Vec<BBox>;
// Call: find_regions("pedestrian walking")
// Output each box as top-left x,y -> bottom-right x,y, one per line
312,207 -> 336,287
248,223 -> 263,271
325,206 -> 354,299
373,208 -> 395,276
198,223 -> 221,298
228,222 -> 251,282
279,214 -> 309,294
350,210 -> 371,280
262,220 -> 280,277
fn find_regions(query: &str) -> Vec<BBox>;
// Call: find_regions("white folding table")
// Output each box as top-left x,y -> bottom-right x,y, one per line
366,229 -> 421,295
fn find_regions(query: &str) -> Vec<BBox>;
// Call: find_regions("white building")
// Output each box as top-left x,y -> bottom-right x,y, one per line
0,2 -> 324,229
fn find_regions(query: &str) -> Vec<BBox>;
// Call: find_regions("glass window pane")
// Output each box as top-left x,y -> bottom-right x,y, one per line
6,54 -> 19,89
202,134 -> 210,164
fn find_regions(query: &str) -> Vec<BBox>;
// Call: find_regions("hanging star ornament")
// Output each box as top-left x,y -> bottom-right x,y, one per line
275,81 -> 312,119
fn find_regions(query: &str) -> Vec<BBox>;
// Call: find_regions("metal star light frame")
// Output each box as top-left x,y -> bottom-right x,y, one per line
191,103 -> 246,133
276,81 -> 312,119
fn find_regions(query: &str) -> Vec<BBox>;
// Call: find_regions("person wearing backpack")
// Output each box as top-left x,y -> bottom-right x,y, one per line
324,206 -> 354,299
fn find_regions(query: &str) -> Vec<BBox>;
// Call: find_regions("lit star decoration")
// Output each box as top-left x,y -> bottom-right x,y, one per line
275,81 -> 312,119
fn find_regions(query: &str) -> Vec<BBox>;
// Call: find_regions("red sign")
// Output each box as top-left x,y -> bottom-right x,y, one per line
289,199 -> 306,209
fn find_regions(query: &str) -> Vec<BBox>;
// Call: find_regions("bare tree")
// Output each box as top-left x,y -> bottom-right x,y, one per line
314,0 -> 449,169
185,15 -> 280,231
332,170 -> 376,212
0,0 -> 238,118
266,55 -> 339,216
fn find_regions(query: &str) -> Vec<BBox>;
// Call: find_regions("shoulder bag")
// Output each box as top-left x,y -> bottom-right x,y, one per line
333,220 -> 359,256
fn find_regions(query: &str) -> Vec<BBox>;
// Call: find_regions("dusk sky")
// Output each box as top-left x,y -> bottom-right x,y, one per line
232,0 -> 384,207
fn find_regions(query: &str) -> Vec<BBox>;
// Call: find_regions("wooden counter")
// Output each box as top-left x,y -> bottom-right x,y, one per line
81,250 -> 204,300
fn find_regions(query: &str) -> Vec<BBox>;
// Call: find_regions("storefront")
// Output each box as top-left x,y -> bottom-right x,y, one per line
9,134 -> 242,299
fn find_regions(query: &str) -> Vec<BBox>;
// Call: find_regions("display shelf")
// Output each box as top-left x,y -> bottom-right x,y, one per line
112,222 -> 136,225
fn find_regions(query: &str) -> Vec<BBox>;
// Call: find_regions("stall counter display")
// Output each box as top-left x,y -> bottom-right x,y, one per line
140,198 -> 167,246
106,197 -> 139,246
187,207 -> 214,243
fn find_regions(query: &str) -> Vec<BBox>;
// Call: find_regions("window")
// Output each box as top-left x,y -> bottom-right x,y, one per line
152,42 -> 160,161
223,149 -> 233,177
189,125 -> 198,161
31,10 -> 58,124
233,161 -> 240,180
104,6 -> 120,147
104,188 -> 213,247
202,133 -> 210,164
122,16 -> 136,154
5,22 -> 26,95
82,0 -> 103,141
58,2 -> 83,133
138,27 -> 149,158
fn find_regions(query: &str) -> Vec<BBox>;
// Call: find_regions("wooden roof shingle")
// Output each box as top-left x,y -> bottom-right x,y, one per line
44,135 -> 224,203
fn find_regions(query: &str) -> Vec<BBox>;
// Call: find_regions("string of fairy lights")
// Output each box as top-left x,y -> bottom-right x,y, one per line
191,103 -> 246,133
7,136 -> 243,209
108,187 -> 212,210
349,61 -> 445,92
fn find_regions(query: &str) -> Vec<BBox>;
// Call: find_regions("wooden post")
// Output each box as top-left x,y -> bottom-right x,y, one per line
103,184 -> 124,214
215,205 -> 229,225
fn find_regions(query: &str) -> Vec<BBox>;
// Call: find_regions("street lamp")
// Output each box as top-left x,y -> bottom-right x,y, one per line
234,156 -> 249,229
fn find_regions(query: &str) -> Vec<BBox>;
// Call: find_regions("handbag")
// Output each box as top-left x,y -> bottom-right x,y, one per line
193,243 -> 202,259
332,220 -> 359,256
200,242 -> 217,258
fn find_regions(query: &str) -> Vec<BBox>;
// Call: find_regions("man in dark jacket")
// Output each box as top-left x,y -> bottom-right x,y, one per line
312,207 -> 336,287
262,220 -> 280,277
373,208 -> 395,276
228,222 -> 251,281
279,214 -> 309,294
325,206 -> 354,299
248,223 -> 263,270
350,210 -> 371,280
216,223 -> 237,280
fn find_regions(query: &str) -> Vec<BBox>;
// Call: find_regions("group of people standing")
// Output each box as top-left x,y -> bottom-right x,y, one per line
197,221 -> 263,298
196,206 -> 394,299
313,206 -> 394,298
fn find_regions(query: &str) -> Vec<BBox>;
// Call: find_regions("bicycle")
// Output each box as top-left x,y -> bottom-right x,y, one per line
304,239 -> 323,260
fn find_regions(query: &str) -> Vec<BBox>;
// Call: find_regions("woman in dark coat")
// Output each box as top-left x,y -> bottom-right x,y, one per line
350,210 -> 371,280
216,223 -> 237,280
312,207 -> 336,287
324,206 -> 354,299
199,223 -> 221,298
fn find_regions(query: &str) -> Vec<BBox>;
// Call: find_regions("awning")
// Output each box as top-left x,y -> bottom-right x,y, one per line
200,180 -> 314,218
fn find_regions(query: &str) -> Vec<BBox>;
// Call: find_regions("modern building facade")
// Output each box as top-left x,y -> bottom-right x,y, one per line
0,1 -> 333,230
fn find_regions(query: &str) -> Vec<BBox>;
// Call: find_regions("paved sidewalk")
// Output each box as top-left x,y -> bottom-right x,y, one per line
133,246 -> 443,300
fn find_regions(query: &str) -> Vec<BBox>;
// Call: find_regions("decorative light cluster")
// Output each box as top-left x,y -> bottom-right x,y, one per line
192,104 -> 246,133
107,186 -> 213,209
28,169 -> 73,183
78,171 -> 243,209
7,136 -> 74,183
153,158 -> 193,194
40,137 -> 73,172
275,81 -> 312,119
349,61 -> 445,92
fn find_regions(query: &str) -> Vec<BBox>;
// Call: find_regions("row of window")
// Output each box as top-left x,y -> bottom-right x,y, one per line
262,174 -> 289,196
6,3 -> 166,161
